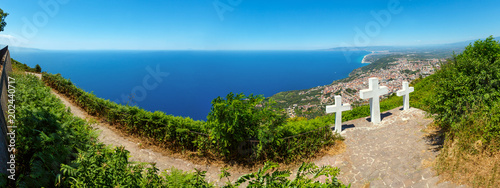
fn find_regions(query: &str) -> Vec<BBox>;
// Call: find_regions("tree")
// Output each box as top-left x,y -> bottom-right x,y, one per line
35,64 -> 42,73
0,8 -> 8,32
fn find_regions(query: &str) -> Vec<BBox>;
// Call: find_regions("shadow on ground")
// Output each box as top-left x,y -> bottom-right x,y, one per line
365,111 -> 393,122
330,124 -> 356,132
423,126 -> 446,152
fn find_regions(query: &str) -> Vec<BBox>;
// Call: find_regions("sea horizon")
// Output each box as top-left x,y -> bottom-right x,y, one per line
11,50 -> 370,120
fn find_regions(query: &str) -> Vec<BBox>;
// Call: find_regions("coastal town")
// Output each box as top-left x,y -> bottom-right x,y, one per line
284,56 -> 445,118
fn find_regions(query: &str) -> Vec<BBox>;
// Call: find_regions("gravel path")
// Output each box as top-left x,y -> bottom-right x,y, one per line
306,107 -> 466,188
48,86 -> 250,186
27,73 -> 249,186
31,73 -> 467,187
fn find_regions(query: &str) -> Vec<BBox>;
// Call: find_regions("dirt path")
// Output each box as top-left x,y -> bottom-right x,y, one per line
28,73 -> 249,186
30,72 -> 466,187
51,88 -> 250,185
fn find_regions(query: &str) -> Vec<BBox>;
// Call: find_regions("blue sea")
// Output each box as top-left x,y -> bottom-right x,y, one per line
11,50 -> 369,121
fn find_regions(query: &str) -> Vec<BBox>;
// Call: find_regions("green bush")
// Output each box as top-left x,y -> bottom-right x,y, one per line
416,37 -> 500,187
11,58 -> 40,73
430,36 -> 500,127
34,64 -> 41,73
430,36 -> 500,149
207,93 -> 287,158
61,144 -> 214,188
14,73 -> 96,187
206,93 -> 344,162
226,162 -> 350,188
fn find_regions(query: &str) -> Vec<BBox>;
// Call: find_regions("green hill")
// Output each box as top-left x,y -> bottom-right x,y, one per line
410,36 -> 500,187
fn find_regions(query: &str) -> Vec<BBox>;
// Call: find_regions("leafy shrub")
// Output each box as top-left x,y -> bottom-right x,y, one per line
224,162 -> 350,188
34,64 -> 41,73
11,58 -> 40,73
430,36 -> 500,127
207,93 -> 287,158
61,144 -> 214,188
13,74 -> 96,187
409,37 -> 500,152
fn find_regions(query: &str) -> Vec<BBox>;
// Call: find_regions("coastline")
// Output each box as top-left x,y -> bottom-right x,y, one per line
361,51 -> 375,63
275,55 -> 444,118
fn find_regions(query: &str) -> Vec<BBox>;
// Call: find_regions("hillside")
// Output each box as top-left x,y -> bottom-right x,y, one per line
408,36 -> 500,187
269,53 -> 443,119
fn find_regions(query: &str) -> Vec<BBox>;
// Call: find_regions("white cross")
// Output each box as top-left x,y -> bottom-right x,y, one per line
359,77 -> 388,124
326,95 -> 351,133
396,81 -> 414,110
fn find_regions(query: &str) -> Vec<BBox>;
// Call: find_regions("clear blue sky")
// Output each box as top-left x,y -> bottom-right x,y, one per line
0,0 -> 499,50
